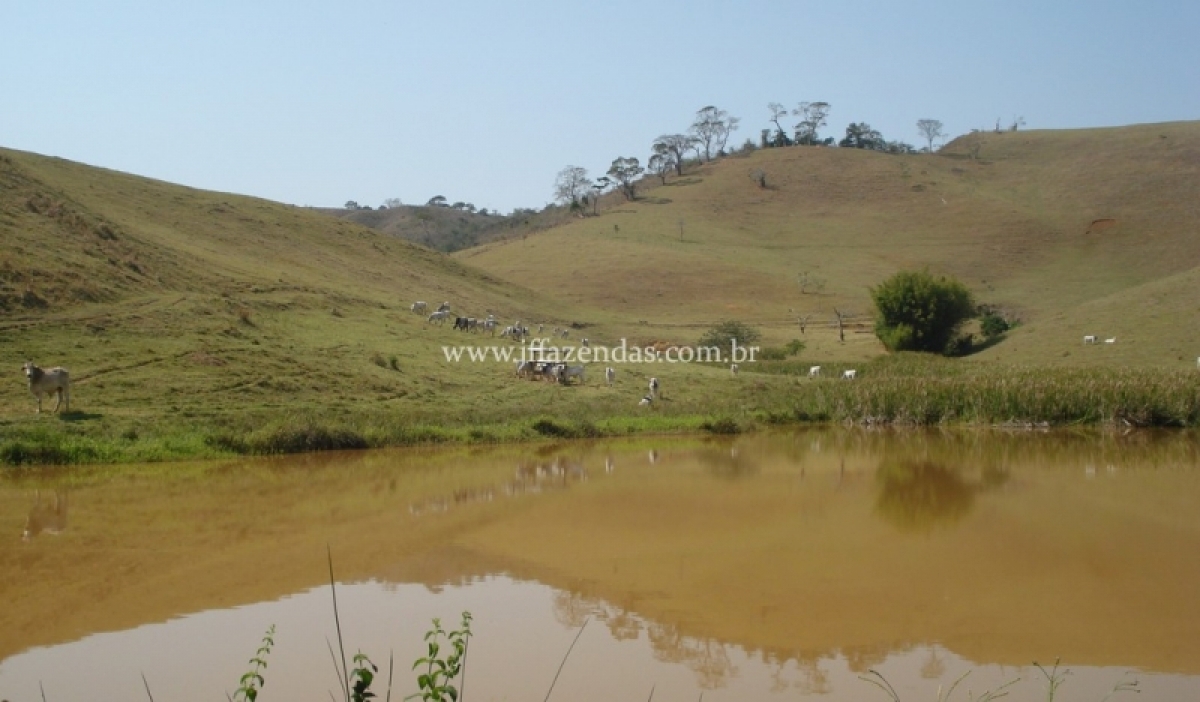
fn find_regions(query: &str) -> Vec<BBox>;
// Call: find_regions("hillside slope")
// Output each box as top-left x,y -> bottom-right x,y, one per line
457,121 -> 1200,365
0,148 -> 606,424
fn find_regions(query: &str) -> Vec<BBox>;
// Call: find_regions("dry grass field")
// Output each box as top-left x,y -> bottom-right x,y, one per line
2,121 -> 1198,464
459,121 -> 1200,366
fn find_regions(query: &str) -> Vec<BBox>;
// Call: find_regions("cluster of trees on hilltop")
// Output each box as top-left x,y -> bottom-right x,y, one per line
553,104 -> 955,211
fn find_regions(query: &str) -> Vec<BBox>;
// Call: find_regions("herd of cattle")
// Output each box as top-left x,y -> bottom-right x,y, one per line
35,300 -> 1195,417
413,300 -> 575,342
407,299 -> 868,405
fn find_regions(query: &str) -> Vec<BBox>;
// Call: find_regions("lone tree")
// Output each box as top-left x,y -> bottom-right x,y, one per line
916,119 -> 946,153
792,101 -> 831,145
553,166 -> 592,208
648,146 -> 674,184
871,270 -> 976,354
839,122 -> 887,150
607,157 -> 644,200
689,106 -> 739,161
653,134 -> 696,176
766,102 -> 792,147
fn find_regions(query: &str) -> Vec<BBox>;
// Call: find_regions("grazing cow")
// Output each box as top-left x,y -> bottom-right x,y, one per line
453,316 -> 470,331
1104,337 -> 1116,344
436,301 -> 451,312
731,363 -> 739,376
542,363 -> 566,383
648,377 -> 660,398
537,323 -> 545,334
23,490 -> 68,541
427,310 -> 450,324
411,301 -> 428,315
23,362 -> 70,413
581,338 -> 590,349
638,395 -> 653,406
1083,335 -> 1097,344
842,369 -> 857,380
560,365 -> 586,384
808,365 -> 822,378
605,367 -> 616,387
560,328 -> 570,339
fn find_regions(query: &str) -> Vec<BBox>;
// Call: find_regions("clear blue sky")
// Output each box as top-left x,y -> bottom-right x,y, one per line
4,1 -> 1197,215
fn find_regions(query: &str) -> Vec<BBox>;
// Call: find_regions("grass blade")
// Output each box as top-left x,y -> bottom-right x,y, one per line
328,545 -> 350,702
543,617 -> 590,702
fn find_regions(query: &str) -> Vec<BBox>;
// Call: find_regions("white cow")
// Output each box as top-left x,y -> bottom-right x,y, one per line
730,363 -> 739,376
427,310 -> 451,324
638,395 -> 653,406
1083,335 -> 1097,344
648,377 -> 660,398
436,301 -> 451,312
605,367 -> 616,387
1104,337 -> 1116,344
411,300 -> 428,315
23,362 -> 70,413
842,369 -> 857,380
809,366 -> 821,378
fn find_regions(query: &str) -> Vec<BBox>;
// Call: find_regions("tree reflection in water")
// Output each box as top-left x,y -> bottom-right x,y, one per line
874,459 -> 976,531
548,590 -> 740,689
765,650 -> 832,695
647,622 -> 738,689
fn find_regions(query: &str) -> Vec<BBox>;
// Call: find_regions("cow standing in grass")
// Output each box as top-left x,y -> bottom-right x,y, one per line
23,362 -> 70,413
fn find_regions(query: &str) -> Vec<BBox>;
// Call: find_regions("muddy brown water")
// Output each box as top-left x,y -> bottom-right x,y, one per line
2,428 -> 1199,701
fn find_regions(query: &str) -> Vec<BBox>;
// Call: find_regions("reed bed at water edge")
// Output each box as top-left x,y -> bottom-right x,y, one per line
762,356 -> 1200,427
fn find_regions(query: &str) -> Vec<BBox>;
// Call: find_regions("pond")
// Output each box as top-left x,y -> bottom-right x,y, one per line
2,428 -> 1199,701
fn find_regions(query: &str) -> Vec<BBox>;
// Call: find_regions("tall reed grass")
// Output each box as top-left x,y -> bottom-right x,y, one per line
764,356 -> 1200,428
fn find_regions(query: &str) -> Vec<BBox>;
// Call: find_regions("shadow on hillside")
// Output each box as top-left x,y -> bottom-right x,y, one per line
667,177 -> 703,186
961,333 -> 1007,356
59,411 -> 104,423
639,197 -> 673,205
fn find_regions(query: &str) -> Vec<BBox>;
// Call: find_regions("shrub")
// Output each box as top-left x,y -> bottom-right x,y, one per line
980,311 -> 1011,339
871,270 -> 976,354
697,320 -> 762,358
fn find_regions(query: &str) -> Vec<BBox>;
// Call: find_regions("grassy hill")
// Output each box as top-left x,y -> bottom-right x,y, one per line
457,121 -> 1200,366
1,147 -> 700,460
2,122 -> 1199,465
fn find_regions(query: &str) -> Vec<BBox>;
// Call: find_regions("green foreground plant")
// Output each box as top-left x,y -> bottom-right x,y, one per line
231,624 -> 276,702
409,612 -> 474,702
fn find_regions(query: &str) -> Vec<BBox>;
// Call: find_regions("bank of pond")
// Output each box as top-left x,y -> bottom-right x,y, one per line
3,358 -> 1199,467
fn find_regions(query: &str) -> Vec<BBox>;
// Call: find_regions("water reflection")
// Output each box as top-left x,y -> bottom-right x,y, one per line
21,488 -> 68,541
408,451 -> 588,516
694,443 -> 759,479
2,428 -> 1199,701
874,459 -> 976,531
